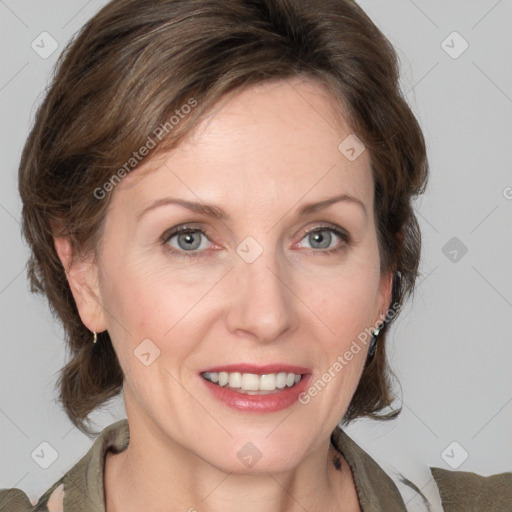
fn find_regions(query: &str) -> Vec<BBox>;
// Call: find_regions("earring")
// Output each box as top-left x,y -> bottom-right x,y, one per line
93,331 -> 97,344
368,324 -> 382,358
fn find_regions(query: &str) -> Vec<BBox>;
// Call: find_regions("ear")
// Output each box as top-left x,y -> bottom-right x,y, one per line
376,269 -> 394,325
54,237 -> 108,333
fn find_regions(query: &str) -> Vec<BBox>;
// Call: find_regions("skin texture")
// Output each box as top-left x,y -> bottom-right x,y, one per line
55,77 -> 392,512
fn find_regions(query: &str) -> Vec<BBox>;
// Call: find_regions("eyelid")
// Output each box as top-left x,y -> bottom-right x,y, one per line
295,222 -> 351,242
160,224 -> 216,252
160,221 -> 351,257
293,223 -> 351,254
161,221 -> 208,239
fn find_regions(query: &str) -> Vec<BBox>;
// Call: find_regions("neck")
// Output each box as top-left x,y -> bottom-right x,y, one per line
104,418 -> 359,512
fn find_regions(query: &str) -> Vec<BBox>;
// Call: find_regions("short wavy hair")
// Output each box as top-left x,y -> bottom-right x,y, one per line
19,0 -> 428,436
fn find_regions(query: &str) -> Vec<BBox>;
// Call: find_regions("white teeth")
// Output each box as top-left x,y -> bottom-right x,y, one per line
260,373 -> 276,390
228,372 -> 242,388
276,372 -> 287,389
241,373 -> 260,391
203,371 -> 219,383
218,371 -> 229,387
202,371 -> 303,391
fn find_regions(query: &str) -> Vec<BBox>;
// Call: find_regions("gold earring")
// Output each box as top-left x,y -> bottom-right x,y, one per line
93,331 -> 97,344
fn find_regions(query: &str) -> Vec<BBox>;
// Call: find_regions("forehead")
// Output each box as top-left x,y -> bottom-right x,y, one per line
116,78 -> 373,212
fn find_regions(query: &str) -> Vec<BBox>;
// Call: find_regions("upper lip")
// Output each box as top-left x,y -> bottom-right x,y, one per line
199,363 -> 311,375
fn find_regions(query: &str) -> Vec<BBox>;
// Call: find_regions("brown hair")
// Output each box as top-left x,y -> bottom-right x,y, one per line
19,0 -> 428,436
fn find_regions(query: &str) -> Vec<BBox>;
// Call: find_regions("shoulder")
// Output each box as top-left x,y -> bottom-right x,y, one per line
1,419 -> 130,512
332,425 -> 512,511
0,488 -> 36,512
430,466 -> 512,511
331,425 -> 408,511
0,476 -> 63,512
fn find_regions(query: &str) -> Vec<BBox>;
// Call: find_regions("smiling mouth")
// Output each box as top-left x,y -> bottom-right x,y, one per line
201,371 -> 303,395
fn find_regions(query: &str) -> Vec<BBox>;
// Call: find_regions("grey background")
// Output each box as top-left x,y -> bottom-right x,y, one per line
1,1 -> 511,510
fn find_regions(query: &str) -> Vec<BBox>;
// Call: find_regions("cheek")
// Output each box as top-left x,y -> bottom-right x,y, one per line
101,251 -> 181,326
304,256 -> 381,339
98,253 -> 220,368
302,272 -> 375,411
296,250 -> 381,404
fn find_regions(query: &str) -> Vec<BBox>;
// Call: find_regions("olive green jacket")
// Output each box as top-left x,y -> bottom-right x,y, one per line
1,419 -> 511,511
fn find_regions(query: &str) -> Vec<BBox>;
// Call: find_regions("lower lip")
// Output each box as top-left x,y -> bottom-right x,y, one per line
200,374 -> 312,413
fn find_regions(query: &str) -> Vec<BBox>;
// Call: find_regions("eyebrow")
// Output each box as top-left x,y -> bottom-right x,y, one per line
136,193 -> 367,222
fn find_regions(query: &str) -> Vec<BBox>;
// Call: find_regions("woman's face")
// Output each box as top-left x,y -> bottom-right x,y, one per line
88,78 -> 392,473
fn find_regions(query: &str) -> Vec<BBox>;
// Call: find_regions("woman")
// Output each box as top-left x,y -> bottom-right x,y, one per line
1,1 -> 510,511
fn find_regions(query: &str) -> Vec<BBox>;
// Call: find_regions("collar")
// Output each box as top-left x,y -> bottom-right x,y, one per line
330,425 -> 407,511
58,419 -> 407,511
63,419 -> 130,511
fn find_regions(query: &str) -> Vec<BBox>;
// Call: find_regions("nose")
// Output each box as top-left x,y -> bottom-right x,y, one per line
225,248 -> 298,344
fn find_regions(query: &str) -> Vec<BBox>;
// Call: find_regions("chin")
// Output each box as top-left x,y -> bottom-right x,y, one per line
211,451 -> 303,476
196,434 -> 310,475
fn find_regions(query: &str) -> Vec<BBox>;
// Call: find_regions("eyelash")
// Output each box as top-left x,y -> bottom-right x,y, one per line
160,223 -> 351,258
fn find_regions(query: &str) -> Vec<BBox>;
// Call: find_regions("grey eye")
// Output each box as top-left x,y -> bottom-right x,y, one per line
177,232 -> 202,250
167,229 -> 211,252
307,229 -> 333,250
